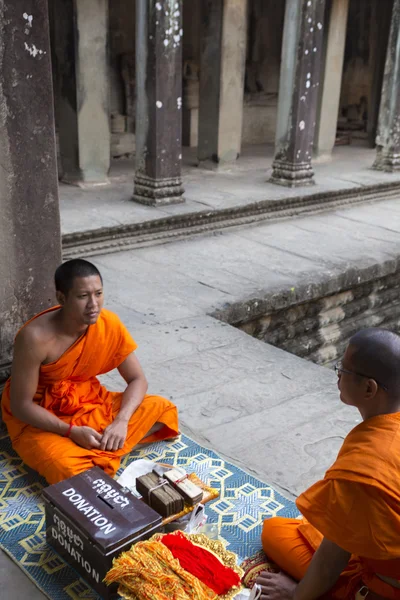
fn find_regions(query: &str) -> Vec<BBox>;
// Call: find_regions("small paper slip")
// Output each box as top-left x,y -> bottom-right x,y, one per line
117,460 -> 168,496
163,467 -> 203,506
233,585 -> 261,599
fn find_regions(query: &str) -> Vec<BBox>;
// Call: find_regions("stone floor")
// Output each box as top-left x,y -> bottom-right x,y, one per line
3,163 -> 400,598
94,198 -> 400,498
60,143 -> 400,235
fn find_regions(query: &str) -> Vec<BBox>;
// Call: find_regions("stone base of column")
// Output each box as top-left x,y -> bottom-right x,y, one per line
133,174 -> 185,206
270,159 -> 315,187
372,147 -> 400,172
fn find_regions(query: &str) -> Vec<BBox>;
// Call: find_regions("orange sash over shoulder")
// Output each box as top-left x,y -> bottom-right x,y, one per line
1,306 -> 179,484
297,413 -> 400,594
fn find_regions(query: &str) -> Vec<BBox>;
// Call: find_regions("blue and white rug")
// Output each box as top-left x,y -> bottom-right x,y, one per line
0,429 -> 297,599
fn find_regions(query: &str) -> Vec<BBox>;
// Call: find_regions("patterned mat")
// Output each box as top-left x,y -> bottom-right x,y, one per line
0,429 -> 298,599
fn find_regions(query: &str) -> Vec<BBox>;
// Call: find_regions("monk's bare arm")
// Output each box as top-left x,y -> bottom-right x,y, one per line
116,352 -> 148,421
100,352 -> 148,451
9,329 -> 70,436
293,538 -> 351,600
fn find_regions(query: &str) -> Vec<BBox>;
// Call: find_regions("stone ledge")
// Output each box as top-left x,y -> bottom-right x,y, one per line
62,180 -> 400,259
212,257 -> 400,326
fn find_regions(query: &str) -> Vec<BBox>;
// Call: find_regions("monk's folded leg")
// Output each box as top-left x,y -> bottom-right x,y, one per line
262,517 -> 315,581
13,428 -> 96,485
262,518 -> 367,600
114,393 -> 179,449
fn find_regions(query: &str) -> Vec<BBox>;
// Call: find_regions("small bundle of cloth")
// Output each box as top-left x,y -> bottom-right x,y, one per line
104,531 -> 242,599
239,549 -> 278,589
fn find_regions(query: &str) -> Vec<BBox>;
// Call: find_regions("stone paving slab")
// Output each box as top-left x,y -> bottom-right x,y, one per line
0,553 -> 47,599
238,220 -> 397,271
251,406 -> 361,497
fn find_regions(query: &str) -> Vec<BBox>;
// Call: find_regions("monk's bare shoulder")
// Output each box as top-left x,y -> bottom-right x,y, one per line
14,313 -> 57,363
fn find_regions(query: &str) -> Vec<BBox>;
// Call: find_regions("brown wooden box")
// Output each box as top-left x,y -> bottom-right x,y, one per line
43,466 -> 163,599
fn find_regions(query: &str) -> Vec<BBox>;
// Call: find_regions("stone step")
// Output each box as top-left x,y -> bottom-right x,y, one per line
63,181 -> 400,259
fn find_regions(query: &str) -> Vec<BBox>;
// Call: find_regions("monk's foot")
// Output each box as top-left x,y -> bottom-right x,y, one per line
256,570 -> 297,600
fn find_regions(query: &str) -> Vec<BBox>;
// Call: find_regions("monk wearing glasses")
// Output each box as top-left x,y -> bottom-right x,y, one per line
257,328 -> 400,599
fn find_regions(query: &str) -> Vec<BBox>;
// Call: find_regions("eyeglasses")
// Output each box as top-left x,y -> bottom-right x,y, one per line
334,361 -> 388,392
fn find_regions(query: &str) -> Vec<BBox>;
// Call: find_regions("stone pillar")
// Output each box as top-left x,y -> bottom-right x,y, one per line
197,0 -> 248,166
367,1 -> 392,147
373,0 -> 400,172
271,0 -> 326,187
0,0 -> 61,386
314,0 -> 349,161
133,0 -> 184,206
52,0 -> 110,186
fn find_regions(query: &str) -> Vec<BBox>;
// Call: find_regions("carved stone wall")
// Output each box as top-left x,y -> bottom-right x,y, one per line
219,267 -> 400,367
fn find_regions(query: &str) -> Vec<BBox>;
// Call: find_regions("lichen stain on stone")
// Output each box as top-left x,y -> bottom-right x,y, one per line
159,0 -> 182,51
23,13 -> 33,27
24,42 -> 46,58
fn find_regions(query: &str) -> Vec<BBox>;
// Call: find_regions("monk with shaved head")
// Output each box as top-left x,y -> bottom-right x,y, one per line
1,259 -> 179,484
257,328 -> 400,599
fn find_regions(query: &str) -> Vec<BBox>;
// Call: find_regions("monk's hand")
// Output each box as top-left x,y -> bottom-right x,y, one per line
70,425 -> 102,449
100,419 -> 128,452
256,571 -> 297,600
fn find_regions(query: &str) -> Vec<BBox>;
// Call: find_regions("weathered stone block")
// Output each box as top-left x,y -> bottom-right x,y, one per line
0,0 -> 61,386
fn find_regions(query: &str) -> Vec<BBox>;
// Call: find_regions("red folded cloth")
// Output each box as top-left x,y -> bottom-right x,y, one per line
160,531 -> 241,595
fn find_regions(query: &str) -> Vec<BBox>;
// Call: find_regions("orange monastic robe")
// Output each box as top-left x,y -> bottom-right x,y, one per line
1,307 -> 179,485
262,413 -> 400,599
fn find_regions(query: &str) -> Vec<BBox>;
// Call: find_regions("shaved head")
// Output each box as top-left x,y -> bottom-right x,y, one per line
349,328 -> 400,400
55,259 -> 102,296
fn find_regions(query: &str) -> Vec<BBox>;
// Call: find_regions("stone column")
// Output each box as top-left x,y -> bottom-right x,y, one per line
314,0 -> 349,161
373,0 -> 400,172
197,0 -> 248,167
271,0 -> 326,187
133,0 -> 184,206
367,1 -> 392,147
52,0 -> 110,186
0,0 -> 61,386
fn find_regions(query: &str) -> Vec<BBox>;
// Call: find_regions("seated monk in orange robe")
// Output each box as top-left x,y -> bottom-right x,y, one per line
1,258 -> 179,485
257,328 -> 400,600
